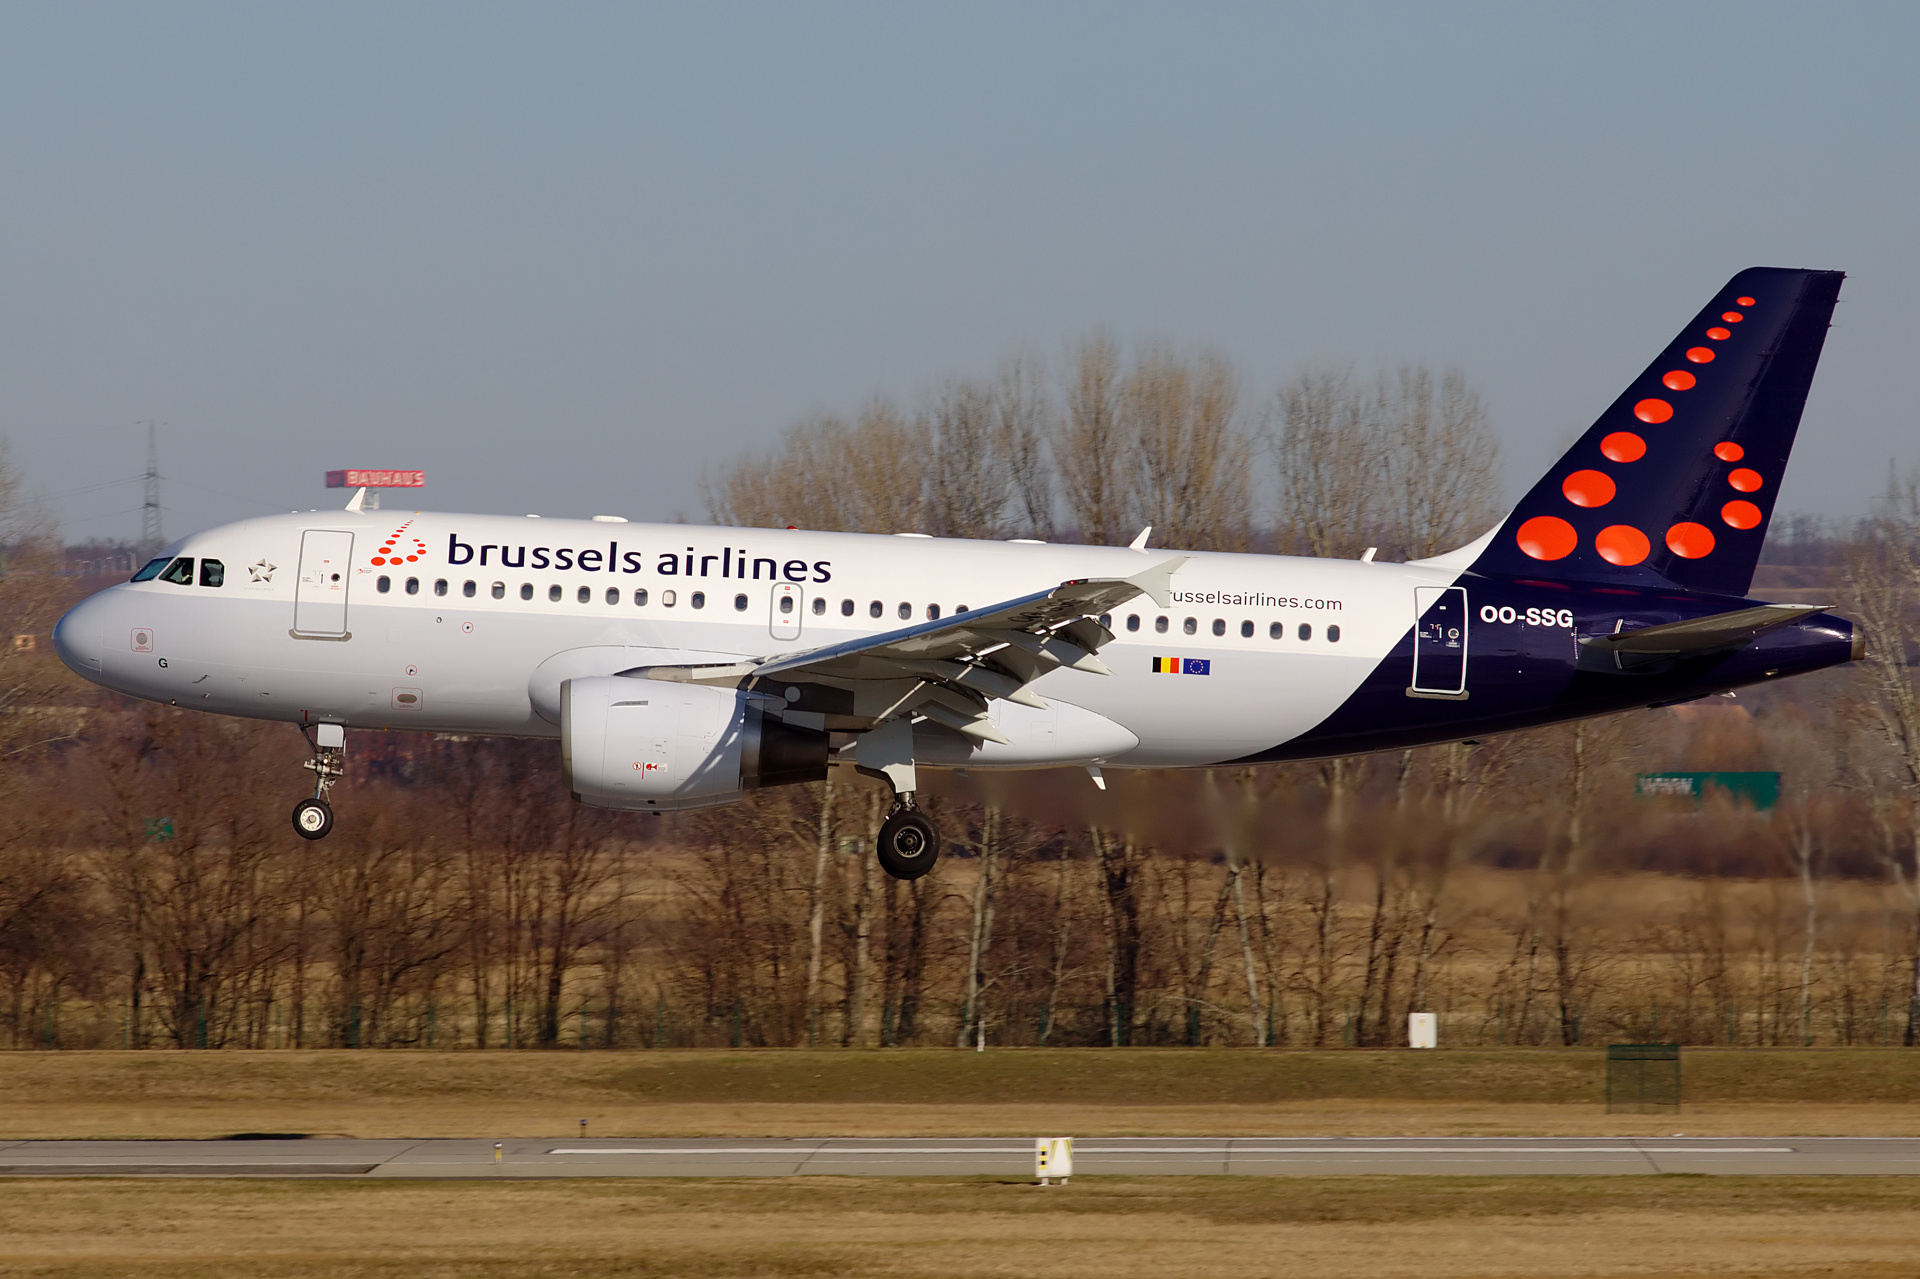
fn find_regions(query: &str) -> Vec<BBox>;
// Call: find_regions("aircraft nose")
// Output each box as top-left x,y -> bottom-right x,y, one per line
52,593 -> 106,679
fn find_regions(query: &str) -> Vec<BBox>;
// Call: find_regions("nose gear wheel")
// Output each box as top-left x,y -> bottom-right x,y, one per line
291,797 -> 334,840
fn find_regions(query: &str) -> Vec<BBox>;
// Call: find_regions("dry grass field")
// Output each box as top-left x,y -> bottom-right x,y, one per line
3,1176 -> 1920,1278
8,1048 -> 1920,1138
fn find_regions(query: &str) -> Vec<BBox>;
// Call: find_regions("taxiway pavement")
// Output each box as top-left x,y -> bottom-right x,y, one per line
5,1136 -> 1920,1177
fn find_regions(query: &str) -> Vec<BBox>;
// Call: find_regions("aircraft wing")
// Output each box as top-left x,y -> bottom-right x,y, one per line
629,555 -> 1188,742
1580,603 -> 1827,657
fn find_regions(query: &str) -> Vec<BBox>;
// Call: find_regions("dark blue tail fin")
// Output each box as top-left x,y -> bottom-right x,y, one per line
1468,267 -> 1843,596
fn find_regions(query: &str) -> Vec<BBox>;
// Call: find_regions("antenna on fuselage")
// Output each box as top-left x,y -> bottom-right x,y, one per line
344,486 -> 368,513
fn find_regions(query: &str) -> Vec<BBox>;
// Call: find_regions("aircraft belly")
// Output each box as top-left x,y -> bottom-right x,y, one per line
1041,646 -> 1379,767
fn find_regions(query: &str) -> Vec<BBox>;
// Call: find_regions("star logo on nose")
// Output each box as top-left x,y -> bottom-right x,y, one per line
248,559 -> 276,583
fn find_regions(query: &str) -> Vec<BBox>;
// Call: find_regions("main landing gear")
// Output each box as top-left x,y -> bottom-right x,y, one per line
292,722 -> 345,841
876,797 -> 940,881
853,719 -> 941,880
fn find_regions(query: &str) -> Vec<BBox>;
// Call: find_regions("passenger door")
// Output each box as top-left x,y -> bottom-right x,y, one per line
1408,585 -> 1468,698
293,530 -> 354,638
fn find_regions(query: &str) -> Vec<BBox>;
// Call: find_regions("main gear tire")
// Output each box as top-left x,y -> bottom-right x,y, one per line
876,808 -> 940,880
292,797 -> 335,841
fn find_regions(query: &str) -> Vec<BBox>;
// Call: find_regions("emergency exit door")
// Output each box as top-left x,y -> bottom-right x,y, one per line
769,583 -> 803,641
293,530 -> 354,638
1408,586 -> 1468,698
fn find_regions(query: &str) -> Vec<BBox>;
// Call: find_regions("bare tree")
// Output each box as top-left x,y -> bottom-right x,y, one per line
1124,344 -> 1251,551
1270,363 -> 1500,560
1375,364 -> 1502,559
1056,332 -> 1132,545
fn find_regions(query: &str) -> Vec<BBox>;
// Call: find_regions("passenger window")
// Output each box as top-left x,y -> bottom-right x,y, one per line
462,580 -> 476,598
492,582 -> 506,599
927,604 -> 940,620
812,598 -> 826,615
1154,616 -> 1169,634
897,602 -> 911,620
1269,622 -> 1283,639
1211,619 -> 1225,637
1183,617 -> 1197,635
1240,620 -> 1253,638
780,596 -> 795,615
131,558 -> 170,582
841,599 -> 854,616
577,586 -> 590,603
434,579 -> 448,597
377,576 -> 392,594
691,592 -> 706,609
869,601 -> 883,618
520,583 -> 533,600
159,558 -> 195,585
1298,623 -> 1312,641
633,588 -> 648,606
406,578 -> 420,595
605,587 -> 619,605
199,559 -> 224,588
1126,615 -> 1140,632
734,594 -> 749,611
549,584 -> 562,602
1328,624 -> 1342,643
956,604 -> 968,614
1098,613 -> 1110,628
662,589 -> 677,607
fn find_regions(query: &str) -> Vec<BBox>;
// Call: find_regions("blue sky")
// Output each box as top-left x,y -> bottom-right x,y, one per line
4,3 -> 1915,542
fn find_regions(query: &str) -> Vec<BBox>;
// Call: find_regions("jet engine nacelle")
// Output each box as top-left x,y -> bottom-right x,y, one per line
561,676 -> 827,812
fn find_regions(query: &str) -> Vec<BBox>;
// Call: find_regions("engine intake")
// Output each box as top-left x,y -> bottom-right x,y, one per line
562,676 -> 827,811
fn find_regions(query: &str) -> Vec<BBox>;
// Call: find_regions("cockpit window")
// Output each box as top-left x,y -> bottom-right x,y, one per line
131,558 -> 170,582
199,559 -> 225,588
158,558 -> 195,585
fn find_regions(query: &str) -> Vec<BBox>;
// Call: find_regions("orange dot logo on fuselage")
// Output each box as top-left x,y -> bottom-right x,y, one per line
369,520 -> 428,567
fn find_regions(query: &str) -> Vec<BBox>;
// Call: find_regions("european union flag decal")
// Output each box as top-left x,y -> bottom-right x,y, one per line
1184,658 -> 1210,676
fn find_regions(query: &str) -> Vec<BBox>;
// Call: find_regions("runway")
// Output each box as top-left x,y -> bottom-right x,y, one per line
6,1136 -> 1920,1177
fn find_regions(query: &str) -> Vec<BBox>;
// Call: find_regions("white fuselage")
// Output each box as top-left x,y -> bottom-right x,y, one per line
55,510 -> 1461,769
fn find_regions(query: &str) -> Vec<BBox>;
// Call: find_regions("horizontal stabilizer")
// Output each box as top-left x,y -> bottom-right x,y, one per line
1580,604 -> 1826,656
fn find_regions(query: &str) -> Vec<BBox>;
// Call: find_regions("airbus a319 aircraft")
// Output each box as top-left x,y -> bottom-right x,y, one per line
55,268 -> 1857,880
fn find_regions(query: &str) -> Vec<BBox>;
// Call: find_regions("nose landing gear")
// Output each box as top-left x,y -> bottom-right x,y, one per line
876,797 -> 940,880
292,722 -> 345,840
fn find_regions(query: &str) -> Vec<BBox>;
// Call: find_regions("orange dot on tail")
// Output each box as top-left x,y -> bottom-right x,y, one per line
1634,398 -> 1673,424
1714,441 -> 1744,461
1601,431 -> 1646,463
1516,515 -> 1577,561
1721,311 -> 1744,323
1706,326 -> 1732,340
1728,467 -> 1763,492
1595,525 -> 1650,566
371,557 -> 386,565
1662,370 -> 1696,391
1562,469 -> 1616,507
1736,296 -> 1756,306
1721,500 -> 1762,530
1667,522 -> 1715,558
1686,347 -> 1716,363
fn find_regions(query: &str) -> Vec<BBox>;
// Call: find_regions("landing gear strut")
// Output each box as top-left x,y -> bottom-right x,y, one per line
876,797 -> 940,880
292,722 -> 345,841
854,718 -> 941,880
